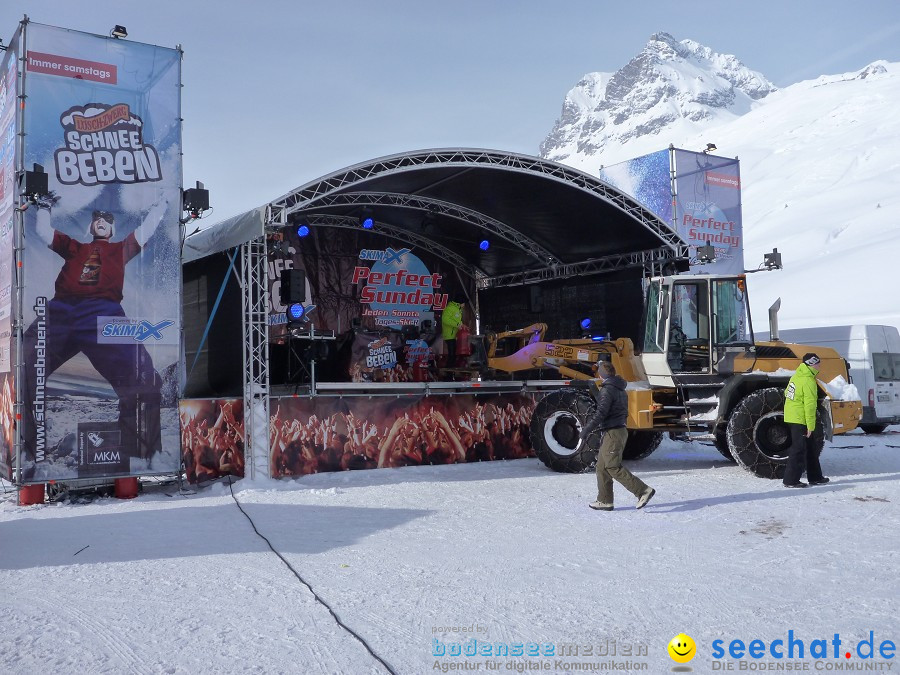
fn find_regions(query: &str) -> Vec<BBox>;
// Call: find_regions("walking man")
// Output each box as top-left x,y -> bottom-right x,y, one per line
580,361 -> 655,511
783,353 -> 829,488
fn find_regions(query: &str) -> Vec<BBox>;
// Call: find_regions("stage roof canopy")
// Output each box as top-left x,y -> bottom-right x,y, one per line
184,149 -> 688,287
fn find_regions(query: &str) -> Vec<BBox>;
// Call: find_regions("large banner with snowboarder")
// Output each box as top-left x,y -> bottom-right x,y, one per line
17,23 -> 182,483
0,28 -> 19,481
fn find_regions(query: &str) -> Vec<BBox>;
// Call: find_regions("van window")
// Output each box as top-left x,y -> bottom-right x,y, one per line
872,353 -> 900,381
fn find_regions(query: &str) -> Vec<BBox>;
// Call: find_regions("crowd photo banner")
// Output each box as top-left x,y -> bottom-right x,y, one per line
270,393 -> 537,478
0,28 -> 20,481
17,23 -> 182,483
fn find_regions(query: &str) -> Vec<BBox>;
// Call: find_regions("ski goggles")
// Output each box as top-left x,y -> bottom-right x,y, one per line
803,355 -> 821,367
92,210 -> 115,224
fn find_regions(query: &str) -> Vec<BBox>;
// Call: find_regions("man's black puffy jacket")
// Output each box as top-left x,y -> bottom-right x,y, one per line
580,374 -> 629,439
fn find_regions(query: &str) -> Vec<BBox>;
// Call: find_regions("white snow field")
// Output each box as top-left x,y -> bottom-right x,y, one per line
1,430 -> 898,674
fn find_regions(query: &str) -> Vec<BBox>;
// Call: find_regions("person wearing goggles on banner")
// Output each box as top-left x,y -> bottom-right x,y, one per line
21,191 -> 168,471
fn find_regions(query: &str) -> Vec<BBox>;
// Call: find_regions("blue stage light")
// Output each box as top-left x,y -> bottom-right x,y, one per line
580,318 -> 591,330
362,217 -> 374,229
297,225 -> 309,237
479,240 -> 489,251
288,303 -> 305,320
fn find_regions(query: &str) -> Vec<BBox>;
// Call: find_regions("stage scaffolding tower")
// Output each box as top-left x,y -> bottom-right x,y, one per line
241,236 -> 270,479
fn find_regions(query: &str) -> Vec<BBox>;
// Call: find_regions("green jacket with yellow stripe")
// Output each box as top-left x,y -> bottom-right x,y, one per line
784,363 -> 819,431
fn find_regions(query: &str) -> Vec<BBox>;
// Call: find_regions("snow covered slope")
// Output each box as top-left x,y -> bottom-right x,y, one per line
541,33 -> 900,333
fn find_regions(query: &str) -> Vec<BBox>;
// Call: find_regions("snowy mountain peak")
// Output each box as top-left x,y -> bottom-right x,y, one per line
539,33 -> 776,164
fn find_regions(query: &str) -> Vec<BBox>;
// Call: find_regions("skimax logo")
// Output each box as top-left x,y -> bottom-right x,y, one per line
359,247 -> 410,265
98,317 -> 176,344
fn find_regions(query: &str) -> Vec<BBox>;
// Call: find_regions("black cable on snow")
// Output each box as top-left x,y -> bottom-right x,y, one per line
226,478 -> 397,675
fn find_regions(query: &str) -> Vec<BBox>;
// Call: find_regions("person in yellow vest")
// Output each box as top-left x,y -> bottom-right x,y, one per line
783,353 -> 829,488
441,294 -> 466,368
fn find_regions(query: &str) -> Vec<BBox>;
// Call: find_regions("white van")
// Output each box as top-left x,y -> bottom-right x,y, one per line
759,324 -> 900,433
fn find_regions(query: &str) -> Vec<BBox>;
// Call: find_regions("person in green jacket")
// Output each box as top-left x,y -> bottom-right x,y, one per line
783,353 -> 829,488
441,294 -> 465,367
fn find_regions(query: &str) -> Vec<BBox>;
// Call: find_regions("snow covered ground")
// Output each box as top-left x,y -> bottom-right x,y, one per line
1,430 -> 898,674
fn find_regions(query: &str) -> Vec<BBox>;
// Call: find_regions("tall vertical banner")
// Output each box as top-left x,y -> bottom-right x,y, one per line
18,23 -> 182,482
599,147 -> 744,275
672,148 -> 743,274
0,28 -> 20,481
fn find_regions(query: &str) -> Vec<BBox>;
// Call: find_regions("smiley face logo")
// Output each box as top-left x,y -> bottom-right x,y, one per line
667,633 -> 696,663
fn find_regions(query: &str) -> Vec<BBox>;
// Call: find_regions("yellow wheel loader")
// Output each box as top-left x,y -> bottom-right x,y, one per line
486,273 -> 862,479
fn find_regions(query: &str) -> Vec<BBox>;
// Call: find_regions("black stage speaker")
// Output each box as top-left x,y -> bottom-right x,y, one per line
280,269 -> 306,304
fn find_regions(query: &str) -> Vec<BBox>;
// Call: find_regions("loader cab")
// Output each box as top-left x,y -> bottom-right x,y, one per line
641,274 -> 754,386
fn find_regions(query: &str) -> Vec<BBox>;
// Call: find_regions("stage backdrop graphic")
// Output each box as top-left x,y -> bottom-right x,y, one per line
0,28 -> 19,480
599,147 -> 744,275
267,226 -> 472,381
18,23 -> 182,482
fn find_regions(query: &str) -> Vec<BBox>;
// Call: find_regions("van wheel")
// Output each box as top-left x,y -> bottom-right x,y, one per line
713,428 -> 736,462
726,387 -> 823,479
860,424 -> 888,434
622,431 -> 663,461
529,388 -> 598,473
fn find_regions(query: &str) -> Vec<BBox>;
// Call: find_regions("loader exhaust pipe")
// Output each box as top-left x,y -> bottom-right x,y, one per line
768,298 -> 781,341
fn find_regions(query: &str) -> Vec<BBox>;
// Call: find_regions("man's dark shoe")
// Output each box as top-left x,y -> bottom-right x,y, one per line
783,482 -> 809,488
808,477 -> 830,485
636,487 -> 655,509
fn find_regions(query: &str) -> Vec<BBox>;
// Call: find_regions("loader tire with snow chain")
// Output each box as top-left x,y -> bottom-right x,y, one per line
713,428 -> 736,462
622,431 -> 663,461
726,387 -> 824,479
529,388 -> 599,473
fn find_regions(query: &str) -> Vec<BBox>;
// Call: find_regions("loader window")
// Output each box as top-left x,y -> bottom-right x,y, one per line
712,279 -> 749,345
668,281 -> 711,372
643,281 -> 666,353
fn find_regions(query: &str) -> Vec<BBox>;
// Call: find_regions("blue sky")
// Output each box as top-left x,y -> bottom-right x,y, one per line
3,0 -> 900,221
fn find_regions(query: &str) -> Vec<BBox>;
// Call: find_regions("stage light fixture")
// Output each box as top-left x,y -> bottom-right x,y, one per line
288,303 -> 305,320
479,240 -> 490,251
580,318 -> 591,331
703,142 -> 717,154
763,247 -> 782,270
297,224 -> 310,237
20,163 -> 49,205
697,243 -> 716,263
110,25 -> 128,39
362,217 -> 374,229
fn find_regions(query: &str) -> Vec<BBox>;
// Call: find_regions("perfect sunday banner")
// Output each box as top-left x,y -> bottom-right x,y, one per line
18,22 -> 182,482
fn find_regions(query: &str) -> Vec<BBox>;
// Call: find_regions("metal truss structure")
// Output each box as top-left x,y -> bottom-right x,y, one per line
476,245 -> 691,290
294,214 -> 476,277
266,149 -> 687,286
240,237 -> 270,479
289,191 -> 557,268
